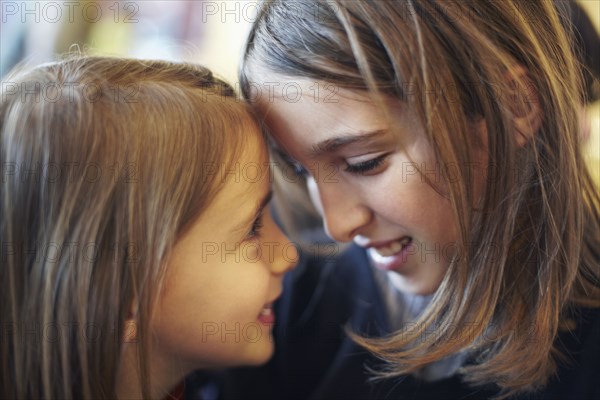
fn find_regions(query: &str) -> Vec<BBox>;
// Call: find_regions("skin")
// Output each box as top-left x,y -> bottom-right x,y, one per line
117,127 -> 297,398
256,79 -> 474,295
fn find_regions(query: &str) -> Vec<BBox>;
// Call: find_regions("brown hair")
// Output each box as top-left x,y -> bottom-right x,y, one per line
241,0 -> 600,396
0,56 -> 251,398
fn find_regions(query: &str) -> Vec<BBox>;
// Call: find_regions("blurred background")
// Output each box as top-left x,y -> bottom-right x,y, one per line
0,0 -> 255,83
0,0 -> 598,181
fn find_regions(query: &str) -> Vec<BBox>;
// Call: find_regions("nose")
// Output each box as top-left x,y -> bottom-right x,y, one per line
268,221 -> 298,275
307,176 -> 372,242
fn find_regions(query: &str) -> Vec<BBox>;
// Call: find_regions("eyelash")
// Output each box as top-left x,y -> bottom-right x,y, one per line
344,154 -> 389,175
292,163 -> 308,177
278,151 -> 389,177
278,152 -> 308,177
246,211 -> 265,240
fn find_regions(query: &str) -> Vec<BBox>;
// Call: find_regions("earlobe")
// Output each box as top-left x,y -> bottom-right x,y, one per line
122,301 -> 139,343
505,65 -> 543,147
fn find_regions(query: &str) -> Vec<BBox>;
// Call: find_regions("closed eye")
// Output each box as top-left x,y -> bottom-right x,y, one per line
244,191 -> 273,241
245,210 -> 265,240
345,154 -> 390,175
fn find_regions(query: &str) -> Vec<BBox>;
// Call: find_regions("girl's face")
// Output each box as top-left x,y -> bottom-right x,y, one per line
258,80 -> 467,295
150,127 -> 296,379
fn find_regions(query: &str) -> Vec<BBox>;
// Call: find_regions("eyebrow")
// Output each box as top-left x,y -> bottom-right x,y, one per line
233,189 -> 273,234
310,129 -> 388,157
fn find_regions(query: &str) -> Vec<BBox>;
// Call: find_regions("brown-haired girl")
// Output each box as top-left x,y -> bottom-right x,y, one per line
223,1 -> 600,399
0,56 -> 296,399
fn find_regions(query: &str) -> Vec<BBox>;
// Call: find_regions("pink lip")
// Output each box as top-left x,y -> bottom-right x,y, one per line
257,303 -> 275,325
257,290 -> 281,325
367,241 -> 414,272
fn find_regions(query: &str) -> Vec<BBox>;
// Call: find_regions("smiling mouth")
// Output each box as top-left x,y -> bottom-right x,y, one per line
370,237 -> 412,257
258,303 -> 275,324
260,304 -> 273,316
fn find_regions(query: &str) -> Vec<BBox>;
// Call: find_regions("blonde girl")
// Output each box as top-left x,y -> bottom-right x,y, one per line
0,56 -> 295,399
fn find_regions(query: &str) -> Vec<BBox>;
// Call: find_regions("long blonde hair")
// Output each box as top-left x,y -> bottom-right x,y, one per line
241,0 -> 600,396
0,56 -> 250,398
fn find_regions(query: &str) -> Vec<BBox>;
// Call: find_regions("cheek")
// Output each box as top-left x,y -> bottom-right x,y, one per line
157,260 -> 269,326
363,163 -> 433,222
151,266 -> 271,352
366,166 -> 458,237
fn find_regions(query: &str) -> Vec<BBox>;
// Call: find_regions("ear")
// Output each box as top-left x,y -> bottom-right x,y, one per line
122,301 -> 139,343
505,65 -> 543,147
122,318 -> 138,343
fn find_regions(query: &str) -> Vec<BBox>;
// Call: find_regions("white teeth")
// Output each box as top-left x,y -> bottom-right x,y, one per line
368,248 -> 393,264
260,307 -> 272,316
372,238 -> 411,257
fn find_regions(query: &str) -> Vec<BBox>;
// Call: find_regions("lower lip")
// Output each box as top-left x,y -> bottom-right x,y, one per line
368,242 -> 413,272
257,307 -> 275,325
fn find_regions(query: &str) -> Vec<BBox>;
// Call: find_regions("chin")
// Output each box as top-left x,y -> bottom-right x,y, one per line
241,341 -> 275,366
